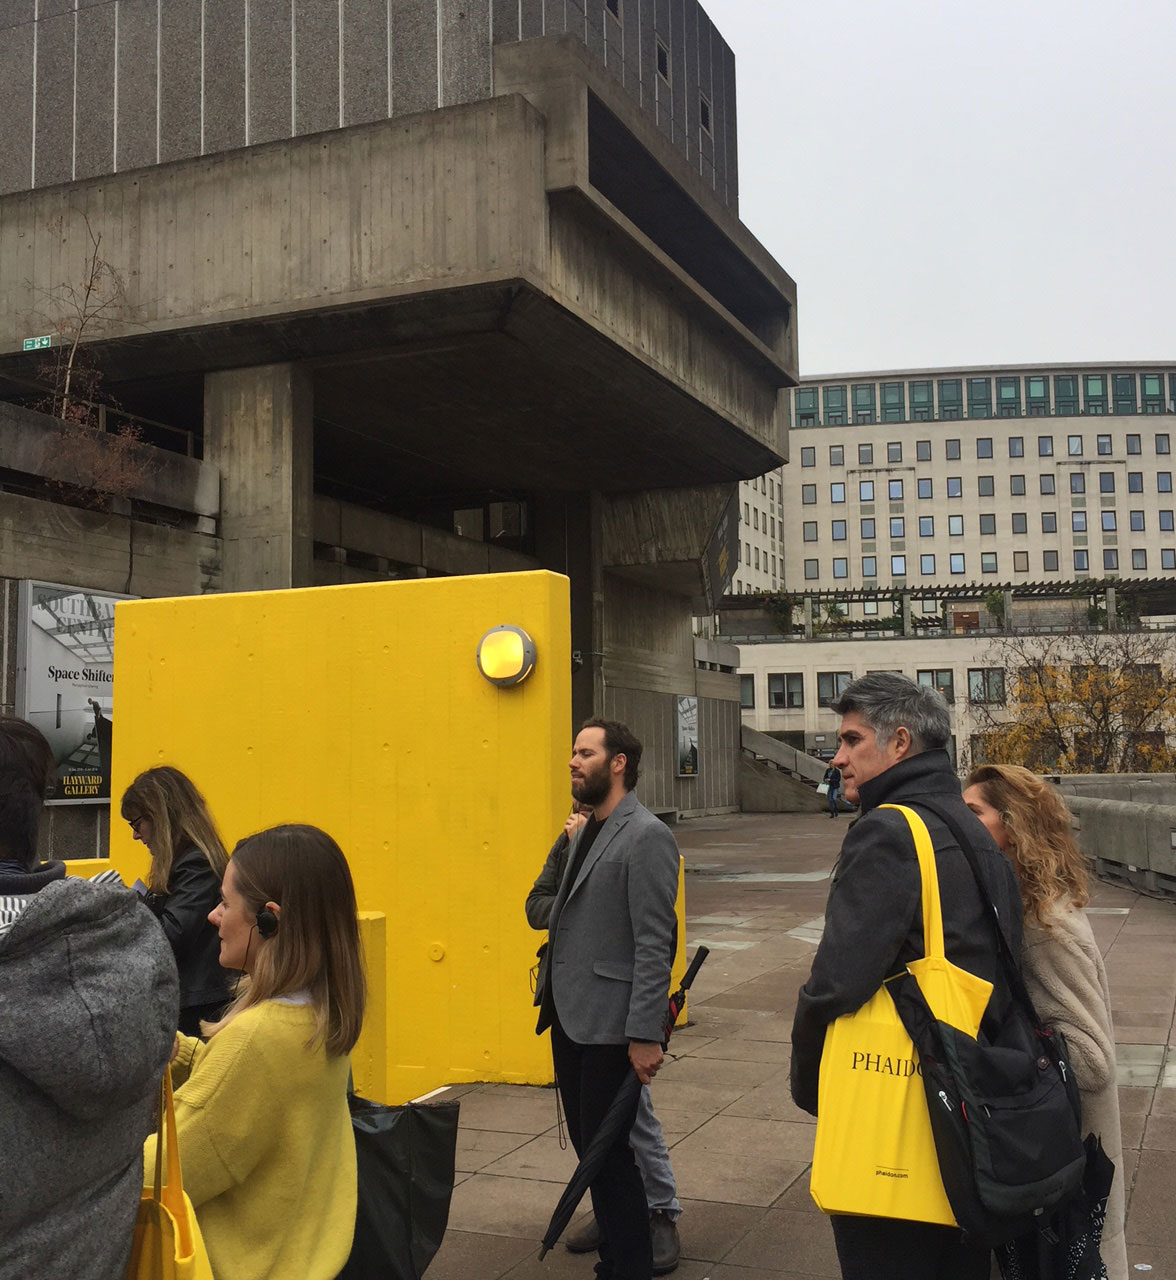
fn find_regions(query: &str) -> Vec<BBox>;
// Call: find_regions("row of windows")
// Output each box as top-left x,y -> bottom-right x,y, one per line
800,547 -> 1176,580
794,373 -> 1175,427
740,544 -> 780,576
802,509 -> 1176,542
799,432 -> 1173,468
800,472 -> 1174,504
741,667 -> 1006,710
742,502 -> 781,539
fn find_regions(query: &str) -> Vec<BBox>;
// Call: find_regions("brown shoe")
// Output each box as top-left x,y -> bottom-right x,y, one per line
564,1214 -> 600,1253
650,1210 -> 680,1275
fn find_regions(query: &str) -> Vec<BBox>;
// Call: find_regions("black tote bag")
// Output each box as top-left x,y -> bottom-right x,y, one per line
337,1095 -> 460,1280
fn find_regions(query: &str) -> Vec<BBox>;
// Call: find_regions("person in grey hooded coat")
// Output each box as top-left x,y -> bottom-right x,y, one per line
0,716 -> 179,1280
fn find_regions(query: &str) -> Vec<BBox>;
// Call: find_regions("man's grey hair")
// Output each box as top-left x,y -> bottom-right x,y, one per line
830,672 -> 951,753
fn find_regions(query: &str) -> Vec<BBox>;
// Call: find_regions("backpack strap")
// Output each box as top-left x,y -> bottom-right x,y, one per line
907,797 -> 1044,1020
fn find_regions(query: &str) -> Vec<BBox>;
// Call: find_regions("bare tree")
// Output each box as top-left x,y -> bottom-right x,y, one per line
28,212 -> 152,509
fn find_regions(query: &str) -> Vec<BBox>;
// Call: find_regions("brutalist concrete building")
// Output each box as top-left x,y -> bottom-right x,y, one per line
0,1 -> 797,843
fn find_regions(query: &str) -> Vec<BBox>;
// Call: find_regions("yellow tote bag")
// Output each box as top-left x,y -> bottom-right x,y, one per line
809,804 -> 993,1225
127,1068 -> 214,1280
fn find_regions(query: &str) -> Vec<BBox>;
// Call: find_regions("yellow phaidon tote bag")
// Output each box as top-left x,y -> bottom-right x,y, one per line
127,1068 -> 213,1280
809,804 -> 993,1225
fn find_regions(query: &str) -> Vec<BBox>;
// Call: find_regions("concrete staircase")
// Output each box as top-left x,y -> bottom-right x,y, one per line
739,726 -> 829,813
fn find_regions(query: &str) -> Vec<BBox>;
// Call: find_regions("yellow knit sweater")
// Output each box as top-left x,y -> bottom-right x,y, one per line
160,1000 -> 356,1280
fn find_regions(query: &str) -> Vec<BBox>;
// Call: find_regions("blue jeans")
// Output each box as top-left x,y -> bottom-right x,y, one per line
631,1085 -> 681,1218
827,786 -> 840,816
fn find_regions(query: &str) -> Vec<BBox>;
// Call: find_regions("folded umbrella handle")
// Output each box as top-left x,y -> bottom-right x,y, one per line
680,945 -> 709,992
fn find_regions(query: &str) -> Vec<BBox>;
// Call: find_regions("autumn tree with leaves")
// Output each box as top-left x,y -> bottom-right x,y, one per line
970,626 -> 1176,773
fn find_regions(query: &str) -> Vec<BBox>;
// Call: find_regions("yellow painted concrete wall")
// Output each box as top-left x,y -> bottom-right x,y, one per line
109,571 -> 573,1103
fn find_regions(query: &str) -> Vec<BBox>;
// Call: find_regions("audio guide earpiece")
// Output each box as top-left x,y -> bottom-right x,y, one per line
256,906 -> 279,938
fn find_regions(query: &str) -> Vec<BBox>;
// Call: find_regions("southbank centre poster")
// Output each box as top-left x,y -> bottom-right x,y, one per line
16,581 -> 134,803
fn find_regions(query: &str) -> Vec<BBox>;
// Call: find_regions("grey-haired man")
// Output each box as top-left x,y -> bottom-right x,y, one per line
790,674 -> 1023,1280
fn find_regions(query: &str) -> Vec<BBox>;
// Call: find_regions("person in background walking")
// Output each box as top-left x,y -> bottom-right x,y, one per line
964,765 -> 1127,1280
527,800 -> 682,1275
822,763 -> 842,817
121,766 -> 232,1035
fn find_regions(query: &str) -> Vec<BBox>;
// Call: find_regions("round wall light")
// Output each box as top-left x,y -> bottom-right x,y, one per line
476,624 -> 537,687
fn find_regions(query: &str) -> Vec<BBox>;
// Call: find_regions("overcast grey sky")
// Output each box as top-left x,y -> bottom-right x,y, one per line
702,0 -> 1176,377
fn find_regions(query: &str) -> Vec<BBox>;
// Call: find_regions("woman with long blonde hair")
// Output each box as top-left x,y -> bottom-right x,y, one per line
964,764 -> 1126,1280
121,766 -> 231,1034
167,824 -> 366,1280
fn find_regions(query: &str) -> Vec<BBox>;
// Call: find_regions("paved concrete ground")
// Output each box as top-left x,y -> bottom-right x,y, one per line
427,811 -> 1176,1278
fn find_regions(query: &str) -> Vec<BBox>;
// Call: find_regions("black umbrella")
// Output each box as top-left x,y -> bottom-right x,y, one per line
538,946 -> 710,1261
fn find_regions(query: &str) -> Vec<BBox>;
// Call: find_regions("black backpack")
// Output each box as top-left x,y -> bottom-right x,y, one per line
887,798 -> 1088,1247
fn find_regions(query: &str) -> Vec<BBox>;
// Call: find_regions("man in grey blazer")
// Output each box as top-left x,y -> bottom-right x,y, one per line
536,718 -> 681,1280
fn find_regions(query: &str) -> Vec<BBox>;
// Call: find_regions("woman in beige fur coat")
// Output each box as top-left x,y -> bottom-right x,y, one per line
965,764 -> 1126,1280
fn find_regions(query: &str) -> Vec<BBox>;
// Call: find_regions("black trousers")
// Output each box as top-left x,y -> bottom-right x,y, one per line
831,1215 -> 990,1280
551,1014 -> 651,1280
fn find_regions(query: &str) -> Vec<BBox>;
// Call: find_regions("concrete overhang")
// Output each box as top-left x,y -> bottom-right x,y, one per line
0,45 -> 796,501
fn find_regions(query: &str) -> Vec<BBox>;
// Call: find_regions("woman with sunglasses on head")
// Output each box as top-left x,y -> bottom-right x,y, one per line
122,766 -> 232,1035
963,764 -> 1127,1280
165,824 -> 366,1280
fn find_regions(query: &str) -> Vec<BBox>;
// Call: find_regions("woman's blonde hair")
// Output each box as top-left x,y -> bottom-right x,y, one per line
965,763 -> 1089,927
204,824 -> 365,1057
120,766 -> 229,894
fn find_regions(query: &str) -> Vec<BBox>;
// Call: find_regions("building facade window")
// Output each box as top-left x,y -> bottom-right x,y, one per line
916,439 -> 932,460
1010,474 -> 1026,495
946,438 -> 961,460
804,558 -> 819,579
831,520 -> 847,541
801,446 -> 816,467
977,437 -> 993,459
889,479 -> 904,500
950,553 -> 965,573
1042,512 -> 1057,533
862,555 -> 877,577
978,475 -> 995,496
1158,434 -> 1172,455
968,668 -> 1006,704
1008,435 -> 1024,457
980,513 -> 996,534
1101,511 -> 1117,532
1043,550 -> 1059,571
817,671 -> 852,706
1132,549 -> 1148,570
1160,473 -> 1174,494
1103,549 -> 1118,571
1143,374 -> 1164,413
947,477 -> 962,498
918,669 -> 955,702
1130,511 -> 1145,531
1163,549 -> 1176,570
1072,511 -> 1087,532
1160,511 -> 1175,532
860,480 -> 875,501
1074,550 -> 1089,572
890,517 -> 905,538
939,380 -> 962,420
910,382 -> 933,421
859,443 -> 874,465
1068,435 -> 1084,456
1129,472 -> 1144,493
1127,435 -> 1141,455
833,557 -> 848,579
882,383 -> 905,422
831,483 -> 846,503
920,554 -> 935,574
949,515 -> 964,535
1013,550 -> 1029,572
1027,375 -> 1050,416
1038,435 -> 1054,457
918,478 -> 933,499
1040,474 -> 1056,495
1113,373 -> 1137,415
1070,472 -> 1085,494
740,674 -> 755,708
1054,375 -> 1078,416
824,385 -> 847,425
803,521 -> 818,542
802,484 -> 816,504
1012,512 -> 1028,533
997,377 -> 1021,417
981,552 -> 998,573
861,518 -> 876,539
887,441 -> 903,462
853,384 -> 877,424
1099,472 -> 1115,493
891,555 -> 906,576
1083,373 -> 1108,415
768,673 -> 804,709
919,516 -> 934,536
1097,434 -> 1112,455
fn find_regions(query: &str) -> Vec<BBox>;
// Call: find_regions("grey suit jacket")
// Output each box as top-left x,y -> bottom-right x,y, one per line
536,790 -> 680,1045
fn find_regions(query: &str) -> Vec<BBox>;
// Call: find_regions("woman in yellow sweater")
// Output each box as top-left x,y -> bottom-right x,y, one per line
166,824 -> 365,1280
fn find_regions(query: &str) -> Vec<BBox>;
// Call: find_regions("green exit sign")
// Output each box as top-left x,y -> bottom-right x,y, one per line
22,334 -> 52,351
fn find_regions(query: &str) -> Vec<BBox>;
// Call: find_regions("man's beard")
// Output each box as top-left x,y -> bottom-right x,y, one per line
571,765 -> 611,808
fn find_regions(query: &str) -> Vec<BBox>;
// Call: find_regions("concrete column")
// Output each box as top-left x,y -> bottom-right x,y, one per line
803,595 -> 814,639
901,593 -> 912,636
204,364 -> 314,591
1105,587 -> 1117,631
1003,589 -> 1015,633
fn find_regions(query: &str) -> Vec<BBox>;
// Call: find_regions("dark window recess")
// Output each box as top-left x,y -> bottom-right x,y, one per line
587,94 -> 786,341
699,96 -> 712,134
606,0 -> 620,15
656,39 -> 669,80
